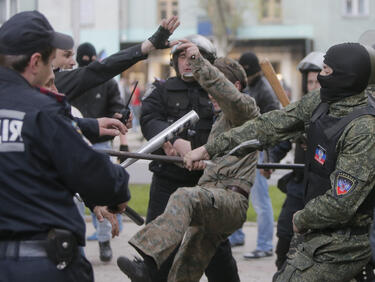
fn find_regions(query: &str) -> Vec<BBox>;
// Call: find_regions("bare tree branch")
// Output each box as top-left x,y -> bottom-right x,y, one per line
200,0 -> 252,56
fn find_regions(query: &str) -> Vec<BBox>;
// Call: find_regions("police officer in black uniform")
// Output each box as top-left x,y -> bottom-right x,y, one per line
0,11 -> 130,282
140,34 -> 240,282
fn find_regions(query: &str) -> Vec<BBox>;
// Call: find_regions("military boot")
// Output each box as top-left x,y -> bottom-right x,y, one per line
99,240 -> 112,262
117,256 -> 157,282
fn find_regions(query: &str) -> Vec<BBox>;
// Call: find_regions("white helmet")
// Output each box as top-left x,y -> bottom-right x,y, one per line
297,51 -> 324,73
170,34 -> 217,76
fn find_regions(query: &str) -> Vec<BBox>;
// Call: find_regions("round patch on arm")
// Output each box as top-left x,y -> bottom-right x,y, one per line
71,120 -> 91,146
335,172 -> 357,197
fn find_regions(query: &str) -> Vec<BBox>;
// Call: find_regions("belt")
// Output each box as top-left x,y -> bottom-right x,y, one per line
227,185 -> 249,199
0,240 -> 48,258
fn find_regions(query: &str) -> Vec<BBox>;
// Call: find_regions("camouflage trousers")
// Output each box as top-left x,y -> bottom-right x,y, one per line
129,186 -> 248,282
273,229 -> 371,282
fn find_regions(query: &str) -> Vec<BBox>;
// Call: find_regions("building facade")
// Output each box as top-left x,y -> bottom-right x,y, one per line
1,0 -> 375,99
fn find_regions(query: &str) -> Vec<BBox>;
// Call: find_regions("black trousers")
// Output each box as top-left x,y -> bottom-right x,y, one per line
0,254 -> 93,282
275,190 -> 305,270
147,174 -> 240,282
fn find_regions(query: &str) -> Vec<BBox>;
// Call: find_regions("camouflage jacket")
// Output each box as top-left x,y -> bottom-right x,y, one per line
205,90 -> 375,230
189,55 -> 260,193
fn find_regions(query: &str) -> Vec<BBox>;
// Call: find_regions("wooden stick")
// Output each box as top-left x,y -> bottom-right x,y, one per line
260,58 -> 290,107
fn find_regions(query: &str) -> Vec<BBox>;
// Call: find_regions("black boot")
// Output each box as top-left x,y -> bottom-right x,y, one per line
99,241 -> 113,262
275,236 -> 291,270
354,262 -> 375,281
117,256 -> 157,282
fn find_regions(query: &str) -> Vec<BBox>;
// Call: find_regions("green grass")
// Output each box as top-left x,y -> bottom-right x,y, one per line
246,186 -> 286,221
128,184 -> 151,216
128,184 -> 286,222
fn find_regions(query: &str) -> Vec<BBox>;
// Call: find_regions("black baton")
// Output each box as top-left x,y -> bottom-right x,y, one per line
108,205 -> 144,226
123,206 -> 144,226
256,163 -> 304,170
97,149 -> 305,170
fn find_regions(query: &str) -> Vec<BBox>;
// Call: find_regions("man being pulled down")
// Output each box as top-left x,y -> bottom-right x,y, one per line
0,11 -> 130,282
138,34 -> 241,282
185,42 -> 375,281
117,40 -> 260,281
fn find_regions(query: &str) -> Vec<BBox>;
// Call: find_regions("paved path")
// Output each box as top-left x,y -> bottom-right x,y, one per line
85,220 -> 277,282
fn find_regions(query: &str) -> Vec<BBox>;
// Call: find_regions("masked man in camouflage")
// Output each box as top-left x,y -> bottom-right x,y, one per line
117,40 -> 260,282
185,42 -> 375,282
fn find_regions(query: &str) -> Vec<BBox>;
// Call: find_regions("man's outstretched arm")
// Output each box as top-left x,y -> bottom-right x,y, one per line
56,16 -> 180,101
184,91 -> 321,169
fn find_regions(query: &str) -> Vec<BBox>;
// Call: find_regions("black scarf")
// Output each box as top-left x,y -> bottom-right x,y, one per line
318,43 -> 371,103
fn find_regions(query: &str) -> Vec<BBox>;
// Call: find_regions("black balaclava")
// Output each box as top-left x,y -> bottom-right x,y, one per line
238,51 -> 261,86
76,42 -> 97,67
238,51 -> 261,77
318,43 -> 371,103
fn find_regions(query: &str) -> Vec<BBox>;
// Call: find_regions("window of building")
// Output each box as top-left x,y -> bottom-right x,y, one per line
158,0 -> 178,21
343,0 -> 369,17
0,0 -> 18,25
260,0 -> 282,23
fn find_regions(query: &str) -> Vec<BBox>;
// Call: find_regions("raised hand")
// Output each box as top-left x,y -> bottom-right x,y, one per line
142,16 -> 180,54
176,39 -> 200,60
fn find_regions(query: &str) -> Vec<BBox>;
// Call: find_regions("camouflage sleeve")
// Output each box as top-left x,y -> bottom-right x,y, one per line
294,116 -> 375,230
204,91 -> 321,156
189,55 -> 259,126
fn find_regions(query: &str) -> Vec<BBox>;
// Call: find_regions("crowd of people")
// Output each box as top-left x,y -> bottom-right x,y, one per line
1,10 -> 375,282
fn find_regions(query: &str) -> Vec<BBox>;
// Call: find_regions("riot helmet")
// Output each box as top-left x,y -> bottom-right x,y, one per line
363,44 -> 375,85
358,30 -> 375,85
298,51 -> 324,74
358,29 -> 375,49
298,51 -> 324,94
170,34 -> 217,79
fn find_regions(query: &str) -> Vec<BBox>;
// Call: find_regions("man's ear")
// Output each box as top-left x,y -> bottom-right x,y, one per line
29,53 -> 42,75
234,81 -> 242,91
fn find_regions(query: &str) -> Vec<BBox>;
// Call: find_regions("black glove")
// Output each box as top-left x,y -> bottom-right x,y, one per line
148,26 -> 171,49
118,144 -> 129,164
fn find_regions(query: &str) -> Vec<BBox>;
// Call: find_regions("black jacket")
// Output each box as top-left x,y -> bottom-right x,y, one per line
70,78 -> 124,143
246,76 -> 280,113
0,66 -> 130,245
141,77 -> 214,181
70,78 -> 123,119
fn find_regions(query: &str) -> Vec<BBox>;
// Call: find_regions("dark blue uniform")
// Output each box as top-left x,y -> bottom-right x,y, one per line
0,66 -> 130,281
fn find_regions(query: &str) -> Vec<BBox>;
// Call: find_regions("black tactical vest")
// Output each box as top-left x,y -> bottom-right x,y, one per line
162,77 -> 213,149
304,100 -> 375,215
149,77 -> 214,182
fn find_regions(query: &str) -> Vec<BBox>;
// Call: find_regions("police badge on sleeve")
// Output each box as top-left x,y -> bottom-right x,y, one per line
71,120 -> 91,146
335,172 -> 357,197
